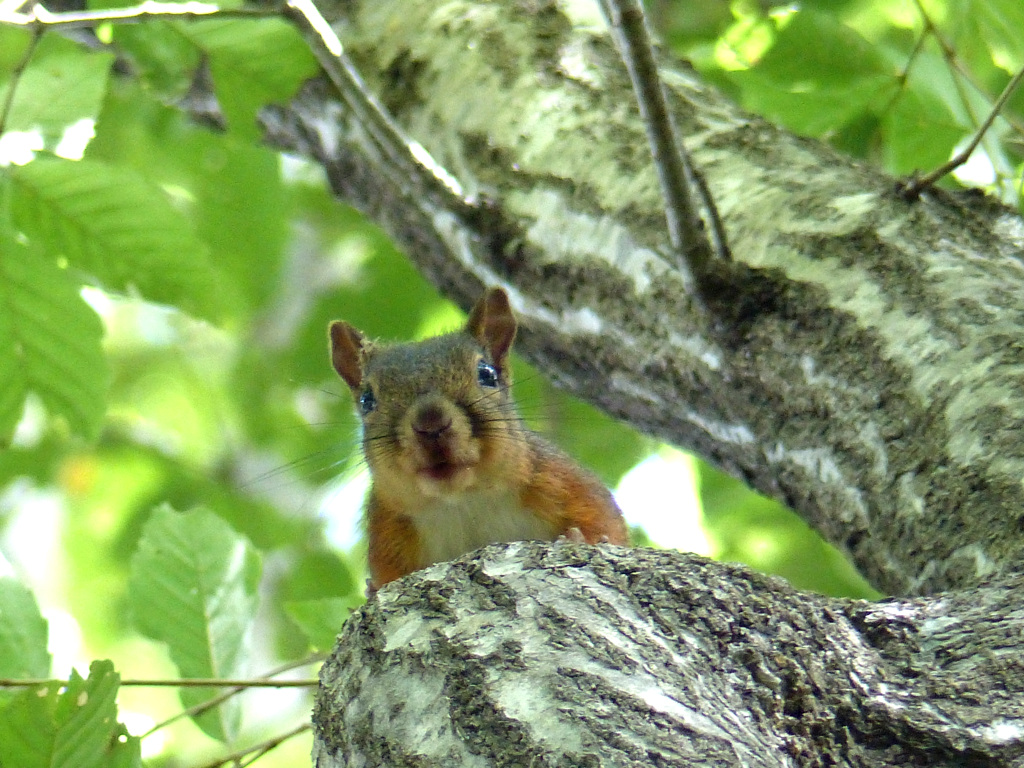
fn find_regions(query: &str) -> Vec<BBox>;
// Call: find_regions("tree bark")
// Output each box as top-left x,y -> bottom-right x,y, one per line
262,0 -> 1024,598
253,0 -> 1024,764
313,543 -> 1024,768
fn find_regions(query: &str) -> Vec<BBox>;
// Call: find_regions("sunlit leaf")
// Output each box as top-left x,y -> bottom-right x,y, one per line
728,9 -> 900,136
0,34 -> 114,137
128,505 -> 261,742
0,28 -> 32,73
0,227 -> 108,442
0,578 -> 50,683
111,23 -> 202,98
9,155 -> 225,322
181,137 -> 289,313
178,19 -> 319,140
761,10 -> 892,84
883,89 -> 965,176
733,70 -> 899,136
968,0 -> 1024,70
87,79 -> 277,316
0,660 -> 139,768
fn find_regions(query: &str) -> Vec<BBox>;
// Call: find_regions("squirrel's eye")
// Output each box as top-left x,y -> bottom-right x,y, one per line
358,388 -> 376,415
477,360 -> 499,388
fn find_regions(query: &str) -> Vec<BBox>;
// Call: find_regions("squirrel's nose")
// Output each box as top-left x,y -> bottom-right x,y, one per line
413,405 -> 452,441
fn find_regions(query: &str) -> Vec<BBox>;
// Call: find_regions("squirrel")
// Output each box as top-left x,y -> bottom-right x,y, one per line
329,287 -> 628,589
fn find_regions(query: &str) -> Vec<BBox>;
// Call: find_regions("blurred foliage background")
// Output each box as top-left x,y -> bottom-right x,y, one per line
0,0 -> 1021,764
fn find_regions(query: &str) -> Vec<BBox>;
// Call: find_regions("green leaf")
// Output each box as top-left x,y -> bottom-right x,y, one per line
0,28 -> 33,86
128,505 -> 261,742
883,89 -> 965,176
107,724 -> 142,768
180,19 -> 319,140
103,724 -> 142,768
968,0 -> 1024,70
757,10 -> 892,87
280,549 -> 359,602
732,70 -> 899,136
0,33 -> 114,138
86,79 -> 279,316
110,23 -> 202,99
0,438 -> 64,487
729,10 -> 900,136
9,156 -> 226,322
0,660 -> 139,768
0,578 -> 50,684
177,136 -> 288,313
0,226 -> 108,442
285,597 -> 361,651
52,662 -> 123,768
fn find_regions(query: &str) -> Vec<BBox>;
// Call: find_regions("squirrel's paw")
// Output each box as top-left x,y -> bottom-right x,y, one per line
558,527 -> 587,544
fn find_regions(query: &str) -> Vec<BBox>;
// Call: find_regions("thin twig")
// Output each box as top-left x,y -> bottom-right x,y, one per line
0,1 -> 278,30
141,653 -> 326,738
689,166 -> 730,265
0,677 -> 318,687
0,657 -> 324,745
597,0 -> 727,293
0,664 -> 322,743
901,64 -> 1024,199
0,25 -> 42,136
193,722 -> 311,768
877,25 -> 928,120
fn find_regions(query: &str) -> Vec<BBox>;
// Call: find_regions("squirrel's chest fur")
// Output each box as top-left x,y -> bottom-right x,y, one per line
411,488 -> 558,569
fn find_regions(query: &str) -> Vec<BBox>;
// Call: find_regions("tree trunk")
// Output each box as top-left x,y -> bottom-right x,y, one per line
253,0 -> 1024,764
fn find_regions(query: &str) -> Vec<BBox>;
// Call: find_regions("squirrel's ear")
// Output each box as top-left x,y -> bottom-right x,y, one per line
329,321 -> 366,390
467,287 -> 517,366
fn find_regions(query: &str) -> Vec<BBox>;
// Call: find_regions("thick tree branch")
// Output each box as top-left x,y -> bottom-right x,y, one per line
313,543 -> 1024,767
260,0 -> 1024,597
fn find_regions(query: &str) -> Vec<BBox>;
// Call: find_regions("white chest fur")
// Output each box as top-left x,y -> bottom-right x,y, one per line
411,489 -> 558,569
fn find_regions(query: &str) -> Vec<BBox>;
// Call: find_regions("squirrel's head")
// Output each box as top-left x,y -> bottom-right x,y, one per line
328,288 -> 524,498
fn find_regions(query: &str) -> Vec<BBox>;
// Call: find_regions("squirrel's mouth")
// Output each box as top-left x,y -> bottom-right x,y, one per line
420,462 -> 468,482
419,462 -> 464,481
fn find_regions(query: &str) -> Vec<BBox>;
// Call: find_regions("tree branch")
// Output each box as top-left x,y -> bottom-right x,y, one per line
313,543 -> 1024,767
10,0 -> 1019,600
